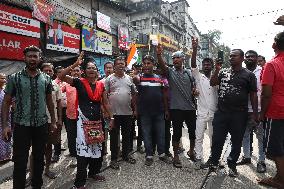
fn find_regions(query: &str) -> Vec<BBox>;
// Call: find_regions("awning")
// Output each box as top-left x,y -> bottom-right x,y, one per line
0,60 -> 25,75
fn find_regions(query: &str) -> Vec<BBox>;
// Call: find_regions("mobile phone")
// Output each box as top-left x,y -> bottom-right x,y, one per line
217,50 -> 224,63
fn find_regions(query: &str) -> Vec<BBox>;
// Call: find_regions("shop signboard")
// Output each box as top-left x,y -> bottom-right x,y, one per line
46,21 -> 80,53
0,4 -> 40,38
0,31 -> 39,60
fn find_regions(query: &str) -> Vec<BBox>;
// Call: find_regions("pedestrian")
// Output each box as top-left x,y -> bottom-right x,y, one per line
237,50 -> 266,173
59,52 -> 112,189
133,55 -> 171,166
258,31 -> 284,188
156,44 -> 197,168
1,46 -> 57,189
190,38 -> 218,169
257,55 -> 266,67
202,49 -> 258,177
0,73 -> 12,164
105,57 -> 137,169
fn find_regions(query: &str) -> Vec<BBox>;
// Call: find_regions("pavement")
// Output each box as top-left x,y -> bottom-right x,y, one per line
0,126 -> 277,189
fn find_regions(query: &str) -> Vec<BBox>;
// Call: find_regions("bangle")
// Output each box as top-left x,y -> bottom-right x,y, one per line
110,117 -> 114,120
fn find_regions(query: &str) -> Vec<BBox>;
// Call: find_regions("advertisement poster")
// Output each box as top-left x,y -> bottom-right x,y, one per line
0,32 -> 39,60
95,30 -> 112,55
96,11 -> 111,32
118,25 -> 129,50
46,21 -> 80,53
32,0 -> 54,25
0,4 -> 40,38
82,25 -> 97,52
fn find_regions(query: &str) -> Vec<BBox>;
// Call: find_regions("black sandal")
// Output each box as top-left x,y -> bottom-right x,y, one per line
173,158 -> 182,168
124,156 -> 137,164
110,161 -> 120,170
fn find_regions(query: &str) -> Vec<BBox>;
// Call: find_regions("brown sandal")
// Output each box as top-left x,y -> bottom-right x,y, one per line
173,158 -> 182,168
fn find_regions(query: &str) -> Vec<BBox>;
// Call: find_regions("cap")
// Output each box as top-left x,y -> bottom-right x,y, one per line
171,51 -> 185,59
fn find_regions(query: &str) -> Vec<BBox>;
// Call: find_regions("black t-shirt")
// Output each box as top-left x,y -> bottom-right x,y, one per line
137,74 -> 164,116
217,68 -> 257,112
72,78 -> 101,121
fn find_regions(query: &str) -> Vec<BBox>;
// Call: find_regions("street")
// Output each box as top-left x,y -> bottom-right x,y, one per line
0,127 -> 276,189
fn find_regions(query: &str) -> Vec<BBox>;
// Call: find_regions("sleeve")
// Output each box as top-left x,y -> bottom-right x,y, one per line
248,72 -> 257,92
261,63 -> 275,86
46,77 -> 53,95
191,67 -> 201,83
4,75 -> 16,96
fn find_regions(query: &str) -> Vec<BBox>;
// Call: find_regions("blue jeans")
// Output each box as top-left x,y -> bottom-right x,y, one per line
141,114 -> 165,157
242,114 -> 265,162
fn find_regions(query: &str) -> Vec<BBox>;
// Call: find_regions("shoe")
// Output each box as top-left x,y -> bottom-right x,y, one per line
228,168 -> 239,177
237,157 -> 251,165
145,157 -> 154,166
88,174 -> 106,182
110,161 -> 120,170
187,151 -> 197,162
123,156 -> 136,164
159,155 -> 172,164
257,162 -> 266,173
194,159 -> 202,170
172,157 -> 182,168
51,155 -> 60,163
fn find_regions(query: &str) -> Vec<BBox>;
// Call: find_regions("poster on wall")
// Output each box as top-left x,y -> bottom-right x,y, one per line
33,0 -> 54,25
96,11 -> 111,32
0,4 -> 40,38
82,25 -> 97,52
95,30 -> 112,55
0,32 -> 39,60
46,21 -> 80,53
118,25 -> 129,50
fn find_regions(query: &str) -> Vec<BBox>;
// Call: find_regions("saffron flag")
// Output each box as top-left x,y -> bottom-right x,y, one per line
127,44 -> 138,69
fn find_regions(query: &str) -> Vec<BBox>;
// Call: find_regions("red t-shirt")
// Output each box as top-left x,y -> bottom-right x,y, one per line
261,52 -> 284,119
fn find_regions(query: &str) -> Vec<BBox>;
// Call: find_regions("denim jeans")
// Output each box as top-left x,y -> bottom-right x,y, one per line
209,110 -> 248,169
141,114 -> 165,157
242,114 -> 265,162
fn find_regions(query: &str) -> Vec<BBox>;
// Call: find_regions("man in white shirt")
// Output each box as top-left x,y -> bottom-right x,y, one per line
191,38 -> 218,168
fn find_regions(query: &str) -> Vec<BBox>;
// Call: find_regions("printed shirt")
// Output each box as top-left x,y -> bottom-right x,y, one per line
105,73 -> 136,115
192,68 -> 218,117
217,67 -> 257,112
63,83 -> 78,120
5,69 -> 52,126
261,52 -> 284,119
248,66 -> 262,113
137,74 -> 165,116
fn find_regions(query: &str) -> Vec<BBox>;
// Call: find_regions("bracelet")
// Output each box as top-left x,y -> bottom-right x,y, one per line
110,117 -> 114,120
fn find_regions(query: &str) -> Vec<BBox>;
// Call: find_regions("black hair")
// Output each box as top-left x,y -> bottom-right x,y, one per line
41,63 -> 53,71
202,58 -> 214,66
274,32 -> 284,51
54,66 -> 64,74
114,57 -> 126,66
23,45 -> 42,55
142,55 -> 155,64
231,49 -> 244,57
258,55 -> 266,61
104,61 -> 114,70
245,50 -> 258,57
81,60 -> 98,71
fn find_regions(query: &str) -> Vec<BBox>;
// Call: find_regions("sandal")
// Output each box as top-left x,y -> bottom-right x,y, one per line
89,174 -> 106,182
110,161 -> 120,170
45,170 -> 57,179
187,151 -> 197,162
257,177 -> 284,189
124,156 -> 137,164
173,158 -> 182,168
25,177 -> 32,187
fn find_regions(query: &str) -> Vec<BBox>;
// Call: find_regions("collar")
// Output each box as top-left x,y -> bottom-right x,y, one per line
274,52 -> 284,59
22,67 -> 41,77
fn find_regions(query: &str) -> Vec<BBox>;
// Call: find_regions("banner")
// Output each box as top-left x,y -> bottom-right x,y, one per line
33,0 -> 54,25
0,32 -> 39,60
46,21 -> 80,53
82,25 -> 97,52
118,25 -> 129,50
158,34 -> 179,51
95,31 -> 112,55
96,11 -> 111,32
0,4 -> 40,38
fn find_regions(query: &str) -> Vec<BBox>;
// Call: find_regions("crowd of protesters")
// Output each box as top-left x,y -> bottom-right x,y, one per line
1,31 -> 284,189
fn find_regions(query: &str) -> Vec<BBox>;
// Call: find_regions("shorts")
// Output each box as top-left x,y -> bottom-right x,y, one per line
264,119 -> 284,158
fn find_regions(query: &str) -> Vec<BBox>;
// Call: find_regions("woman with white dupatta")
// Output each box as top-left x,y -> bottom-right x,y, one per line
59,52 -> 113,189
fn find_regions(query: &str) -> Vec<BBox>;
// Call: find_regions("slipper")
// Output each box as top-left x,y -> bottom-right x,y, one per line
187,151 -> 197,162
110,161 -> 120,170
173,159 -> 182,168
257,177 -> 284,189
89,174 -> 106,182
45,170 -> 57,179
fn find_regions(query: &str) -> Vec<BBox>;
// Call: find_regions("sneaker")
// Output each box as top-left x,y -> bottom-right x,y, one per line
237,157 -> 251,166
145,157 -> 154,166
159,155 -> 172,164
194,159 -> 202,170
228,168 -> 239,177
256,162 -> 266,173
